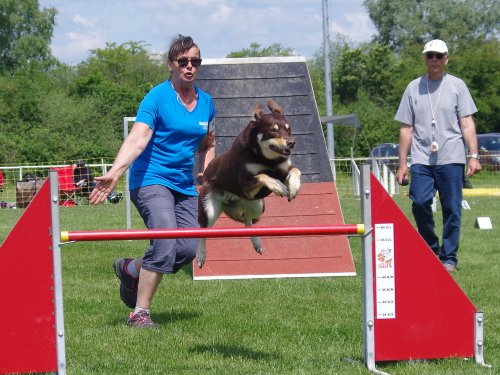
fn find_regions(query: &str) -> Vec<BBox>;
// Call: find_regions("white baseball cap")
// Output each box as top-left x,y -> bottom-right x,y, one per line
422,39 -> 448,54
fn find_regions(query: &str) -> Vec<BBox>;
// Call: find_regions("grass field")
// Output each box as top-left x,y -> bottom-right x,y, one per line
1,185 -> 499,374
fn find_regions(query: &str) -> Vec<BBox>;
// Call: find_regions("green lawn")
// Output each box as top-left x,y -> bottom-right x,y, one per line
0,186 -> 498,374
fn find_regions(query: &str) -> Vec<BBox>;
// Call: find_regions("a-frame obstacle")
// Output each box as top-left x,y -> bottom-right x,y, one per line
193,57 -> 356,280
0,165 -> 490,375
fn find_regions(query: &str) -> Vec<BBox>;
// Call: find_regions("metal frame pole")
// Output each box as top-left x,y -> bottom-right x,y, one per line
123,117 -> 136,230
474,311 -> 492,368
360,164 -> 376,371
361,164 -> 390,374
49,171 -> 67,375
322,0 -> 335,180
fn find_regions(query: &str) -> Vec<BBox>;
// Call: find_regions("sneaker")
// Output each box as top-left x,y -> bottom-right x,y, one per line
127,310 -> 159,328
443,263 -> 457,272
113,258 -> 138,308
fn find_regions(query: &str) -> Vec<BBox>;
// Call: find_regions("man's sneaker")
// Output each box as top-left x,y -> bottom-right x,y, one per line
127,310 -> 159,328
443,263 -> 457,272
113,258 -> 138,308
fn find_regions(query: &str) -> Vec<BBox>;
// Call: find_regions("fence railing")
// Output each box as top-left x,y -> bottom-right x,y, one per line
0,159 -> 116,209
1,157 -> 498,211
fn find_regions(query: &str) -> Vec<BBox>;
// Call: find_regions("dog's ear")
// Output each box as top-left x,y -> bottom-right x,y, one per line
253,103 -> 263,121
267,99 -> 284,115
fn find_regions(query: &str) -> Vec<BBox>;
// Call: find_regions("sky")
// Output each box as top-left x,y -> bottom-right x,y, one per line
38,0 -> 377,65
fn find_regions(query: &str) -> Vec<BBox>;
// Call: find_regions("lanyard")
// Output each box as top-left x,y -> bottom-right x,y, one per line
426,74 -> 445,151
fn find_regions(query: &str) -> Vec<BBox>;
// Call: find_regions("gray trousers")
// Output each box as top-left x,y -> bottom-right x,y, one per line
130,184 -> 198,274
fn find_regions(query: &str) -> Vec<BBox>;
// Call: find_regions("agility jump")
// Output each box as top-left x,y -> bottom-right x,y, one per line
0,165 -> 489,375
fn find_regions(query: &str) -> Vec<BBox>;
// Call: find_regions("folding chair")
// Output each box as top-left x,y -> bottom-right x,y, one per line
51,166 -> 79,206
0,169 -> 4,193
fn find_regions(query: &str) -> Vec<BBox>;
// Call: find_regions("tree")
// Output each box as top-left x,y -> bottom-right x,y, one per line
70,41 -> 167,145
0,39 -> 169,164
0,0 -> 56,73
363,0 -> 499,51
334,48 -> 367,104
78,41 -> 163,85
450,39 -> 500,133
226,42 -> 294,58
334,91 -> 400,158
334,44 -> 398,106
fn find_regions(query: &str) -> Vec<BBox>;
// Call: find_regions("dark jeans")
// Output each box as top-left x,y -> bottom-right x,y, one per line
130,184 -> 198,274
409,164 -> 464,266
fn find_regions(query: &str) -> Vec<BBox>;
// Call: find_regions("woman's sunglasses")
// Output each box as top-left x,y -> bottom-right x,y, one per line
174,58 -> 202,68
425,52 -> 446,60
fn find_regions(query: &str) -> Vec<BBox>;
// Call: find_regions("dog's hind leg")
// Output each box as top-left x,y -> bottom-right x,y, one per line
196,238 -> 208,268
196,190 -> 222,268
244,219 -> 263,254
225,198 -> 264,254
242,199 -> 265,254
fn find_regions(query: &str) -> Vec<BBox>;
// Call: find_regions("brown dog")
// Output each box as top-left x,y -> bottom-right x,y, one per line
196,99 -> 301,268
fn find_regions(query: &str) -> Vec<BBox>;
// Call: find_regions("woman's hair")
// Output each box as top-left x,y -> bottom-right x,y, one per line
167,34 -> 200,61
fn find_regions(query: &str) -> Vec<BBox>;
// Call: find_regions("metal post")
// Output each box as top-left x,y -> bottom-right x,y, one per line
322,0 -> 335,181
474,312 -> 492,368
123,117 -> 135,230
49,171 -> 67,375
360,164 -> 375,370
360,164 -> 391,375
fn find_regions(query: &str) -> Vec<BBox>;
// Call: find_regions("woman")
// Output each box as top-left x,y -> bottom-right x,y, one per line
89,35 -> 216,328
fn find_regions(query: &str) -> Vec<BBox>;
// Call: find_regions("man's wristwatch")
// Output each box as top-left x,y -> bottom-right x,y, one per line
469,153 -> 479,160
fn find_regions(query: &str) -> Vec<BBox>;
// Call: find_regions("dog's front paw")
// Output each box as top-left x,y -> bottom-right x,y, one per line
269,179 -> 289,198
255,174 -> 289,198
286,168 -> 301,201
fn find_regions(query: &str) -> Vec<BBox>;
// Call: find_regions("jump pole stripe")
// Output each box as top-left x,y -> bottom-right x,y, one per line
61,224 -> 364,242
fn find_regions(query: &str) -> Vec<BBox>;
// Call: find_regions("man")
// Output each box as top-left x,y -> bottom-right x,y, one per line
395,39 -> 482,272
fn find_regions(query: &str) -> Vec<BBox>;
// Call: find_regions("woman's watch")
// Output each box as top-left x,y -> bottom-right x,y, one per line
469,153 -> 479,160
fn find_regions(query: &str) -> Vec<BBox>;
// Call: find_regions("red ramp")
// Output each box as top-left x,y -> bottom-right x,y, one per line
193,182 -> 356,280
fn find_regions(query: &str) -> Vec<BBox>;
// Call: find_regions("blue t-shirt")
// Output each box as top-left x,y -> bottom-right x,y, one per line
130,80 -> 216,195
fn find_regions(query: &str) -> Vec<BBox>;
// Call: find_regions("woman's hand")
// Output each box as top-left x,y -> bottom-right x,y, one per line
89,175 -> 118,205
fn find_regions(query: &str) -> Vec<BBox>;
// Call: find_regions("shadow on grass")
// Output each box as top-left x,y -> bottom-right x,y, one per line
154,309 -> 201,324
179,263 -> 193,277
189,343 -> 281,362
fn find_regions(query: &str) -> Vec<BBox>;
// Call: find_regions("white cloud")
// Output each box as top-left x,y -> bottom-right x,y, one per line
40,0 -> 377,64
49,13 -> 106,64
207,3 -> 233,24
72,14 -> 96,29
331,12 -> 376,42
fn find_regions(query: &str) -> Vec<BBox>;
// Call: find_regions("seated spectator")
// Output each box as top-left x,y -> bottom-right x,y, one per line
74,160 -> 123,203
